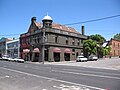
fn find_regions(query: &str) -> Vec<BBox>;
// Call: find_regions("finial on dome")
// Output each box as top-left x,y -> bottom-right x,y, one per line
43,13 -> 53,21
47,12 -> 48,16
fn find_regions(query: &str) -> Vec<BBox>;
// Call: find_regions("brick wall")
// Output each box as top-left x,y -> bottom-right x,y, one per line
109,39 -> 120,57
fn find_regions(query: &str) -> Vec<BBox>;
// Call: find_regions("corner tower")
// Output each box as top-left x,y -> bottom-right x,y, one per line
42,14 -> 53,28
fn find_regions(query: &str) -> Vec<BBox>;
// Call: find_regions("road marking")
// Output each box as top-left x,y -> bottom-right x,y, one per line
0,75 -> 10,79
0,67 -> 105,90
52,70 -> 120,80
53,84 -> 90,90
63,69 -> 120,76
78,65 -> 119,70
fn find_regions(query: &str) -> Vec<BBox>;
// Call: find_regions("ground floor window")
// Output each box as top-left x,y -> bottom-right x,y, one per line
54,53 -> 60,62
64,53 -> 70,61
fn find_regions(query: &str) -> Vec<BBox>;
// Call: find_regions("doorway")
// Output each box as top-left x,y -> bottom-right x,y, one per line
64,53 -> 70,61
54,53 -> 60,62
45,49 -> 49,61
34,53 -> 39,62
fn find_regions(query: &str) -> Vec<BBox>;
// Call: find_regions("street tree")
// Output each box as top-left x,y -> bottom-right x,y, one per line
102,46 -> 111,57
89,34 -> 106,58
113,33 -> 120,41
83,39 -> 97,57
90,34 -> 106,45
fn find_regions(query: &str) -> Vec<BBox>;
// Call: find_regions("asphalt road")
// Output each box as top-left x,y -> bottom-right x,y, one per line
0,60 -> 120,90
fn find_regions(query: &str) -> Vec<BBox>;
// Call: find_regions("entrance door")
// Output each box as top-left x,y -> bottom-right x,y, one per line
45,49 -> 48,61
54,53 -> 60,62
64,53 -> 70,61
76,52 -> 78,58
34,53 -> 39,62
0,53 -> 2,58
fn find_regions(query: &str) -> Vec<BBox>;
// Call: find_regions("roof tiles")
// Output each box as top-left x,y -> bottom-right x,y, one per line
28,21 -> 80,34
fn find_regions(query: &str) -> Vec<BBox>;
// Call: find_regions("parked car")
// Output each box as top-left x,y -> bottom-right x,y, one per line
76,56 -> 87,62
88,55 -> 98,61
8,58 -> 15,62
14,58 -> 24,63
2,55 -> 11,61
0,57 -> 2,60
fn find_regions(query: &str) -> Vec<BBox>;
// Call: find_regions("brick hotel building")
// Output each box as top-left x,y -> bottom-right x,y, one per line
20,15 -> 88,62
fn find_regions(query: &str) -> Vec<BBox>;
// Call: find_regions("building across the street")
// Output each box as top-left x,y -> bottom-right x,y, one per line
0,37 -> 11,57
6,39 -> 20,58
20,15 -> 88,62
108,38 -> 120,57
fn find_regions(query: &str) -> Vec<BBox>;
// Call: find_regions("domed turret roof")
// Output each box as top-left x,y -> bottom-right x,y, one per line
43,14 -> 53,21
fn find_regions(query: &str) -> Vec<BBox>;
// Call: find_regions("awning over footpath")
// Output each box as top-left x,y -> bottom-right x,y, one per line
53,47 -> 61,53
33,48 -> 40,53
64,48 -> 71,54
23,49 -> 30,53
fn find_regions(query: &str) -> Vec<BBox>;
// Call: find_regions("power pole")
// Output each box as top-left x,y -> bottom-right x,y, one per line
42,28 -> 45,64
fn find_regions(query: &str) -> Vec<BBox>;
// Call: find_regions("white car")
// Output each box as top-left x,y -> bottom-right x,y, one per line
88,55 -> 98,61
76,56 -> 87,62
14,58 -> 25,63
2,55 -> 11,61
9,58 -> 15,62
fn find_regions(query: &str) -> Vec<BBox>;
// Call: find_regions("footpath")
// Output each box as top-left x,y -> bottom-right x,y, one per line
27,57 -> 120,70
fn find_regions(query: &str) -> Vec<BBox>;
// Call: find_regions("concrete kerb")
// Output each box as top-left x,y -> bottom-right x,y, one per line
26,57 -> 120,64
25,58 -> 115,65
26,61 -> 76,65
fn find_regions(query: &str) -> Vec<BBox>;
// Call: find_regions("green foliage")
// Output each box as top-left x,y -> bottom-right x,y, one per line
113,33 -> 120,41
84,34 -> 111,58
103,46 -> 111,56
90,34 -> 106,45
84,39 -> 97,56
0,37 -> 6,42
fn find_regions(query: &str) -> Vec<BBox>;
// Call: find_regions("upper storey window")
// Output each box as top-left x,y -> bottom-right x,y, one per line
66,37 -> 68,45
72,38 -> 75,45
55,35 -> 58,43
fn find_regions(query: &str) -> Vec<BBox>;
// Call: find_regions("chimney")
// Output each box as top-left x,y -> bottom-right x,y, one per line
13,37 -> 15,40
31,17 -> 36,22
81,26 -> 85,35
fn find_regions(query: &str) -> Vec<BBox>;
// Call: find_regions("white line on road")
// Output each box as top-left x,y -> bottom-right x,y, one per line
0,75 -> 10,79
63,69 -> 120,76
52,70 -> 120,80
0,67 -> 105,90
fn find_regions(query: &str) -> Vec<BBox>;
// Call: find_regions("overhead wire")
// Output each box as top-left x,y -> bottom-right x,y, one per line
64,14 -> 120,25
0,14 -> 120,37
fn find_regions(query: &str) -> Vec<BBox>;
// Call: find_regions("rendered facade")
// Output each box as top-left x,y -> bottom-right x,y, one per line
6,39 -> 20,58
20,15 -> 88,62
0,38 -> 11,57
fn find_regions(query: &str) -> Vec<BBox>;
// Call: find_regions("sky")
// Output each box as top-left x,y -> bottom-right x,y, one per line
0,0 -> 120,40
